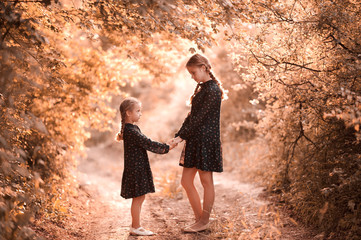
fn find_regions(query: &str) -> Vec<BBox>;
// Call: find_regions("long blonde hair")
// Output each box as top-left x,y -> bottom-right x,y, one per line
116,97 -> 140,141
186,54 -> 228,104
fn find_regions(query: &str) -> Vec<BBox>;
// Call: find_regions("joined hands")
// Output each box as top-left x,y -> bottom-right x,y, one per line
166,136 -> 183,150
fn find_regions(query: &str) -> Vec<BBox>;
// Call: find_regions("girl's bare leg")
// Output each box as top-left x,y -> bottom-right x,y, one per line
181,167 -> 202,222
131,194 -> 146,228
198,170 -> 214,223
187,170 -> 214,231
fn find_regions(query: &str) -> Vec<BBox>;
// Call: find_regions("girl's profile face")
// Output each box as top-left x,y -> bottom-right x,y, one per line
187,65 -> 208,83
127,103 -> 142,123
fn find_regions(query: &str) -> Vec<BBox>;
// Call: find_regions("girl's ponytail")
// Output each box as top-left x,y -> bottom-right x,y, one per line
208,70 -> 228,101
116,97 -> 140,141
116,114 -> 126,141
189,83 -> 202,105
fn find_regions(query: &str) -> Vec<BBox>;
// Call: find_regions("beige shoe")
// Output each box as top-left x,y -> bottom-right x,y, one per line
130,226 -> 155,236
182,223 -> 209,233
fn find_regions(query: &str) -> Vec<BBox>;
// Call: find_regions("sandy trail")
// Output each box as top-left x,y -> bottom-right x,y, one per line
75,143 -> 131,240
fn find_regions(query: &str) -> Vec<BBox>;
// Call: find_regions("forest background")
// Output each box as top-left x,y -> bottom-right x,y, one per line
0,0 -> 360,239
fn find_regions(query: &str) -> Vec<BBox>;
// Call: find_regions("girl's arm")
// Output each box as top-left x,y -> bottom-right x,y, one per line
128,128 -> 169,154
175,112 -> 191,139
176,87 -> 221,141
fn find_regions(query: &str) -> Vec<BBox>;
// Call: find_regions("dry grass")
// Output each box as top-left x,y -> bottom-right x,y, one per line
155,168 -> 183,199
205,203 -> 290,239
222,138 -> 272,185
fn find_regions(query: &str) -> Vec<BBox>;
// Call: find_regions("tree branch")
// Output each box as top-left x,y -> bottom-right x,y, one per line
9,33 -> 44,70
251,51 -> 323,72
275,78 -> 316,90
283,61 -> 321,72
258,3 -> 294,23
284,102 -> 318,186
5,0 -> 44,2
288,0 -> 298,19
1,27 -> 11,44
328,34 -> 361,55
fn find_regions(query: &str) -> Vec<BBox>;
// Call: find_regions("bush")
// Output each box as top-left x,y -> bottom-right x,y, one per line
229,1 -> 361,238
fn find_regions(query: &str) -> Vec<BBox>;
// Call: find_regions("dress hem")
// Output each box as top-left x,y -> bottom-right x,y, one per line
179,163 -> 223,173
120,190 -> 155,199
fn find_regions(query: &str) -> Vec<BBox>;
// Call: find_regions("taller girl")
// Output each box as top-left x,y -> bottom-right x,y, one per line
173,54 -> 227,232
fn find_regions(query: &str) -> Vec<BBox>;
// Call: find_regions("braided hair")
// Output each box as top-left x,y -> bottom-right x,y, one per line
186,54 -> 228,104
116,97 -> 141,141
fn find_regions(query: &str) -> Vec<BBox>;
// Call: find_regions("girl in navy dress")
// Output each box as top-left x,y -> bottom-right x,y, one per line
115,97 -> 176,236
172,54 -> 227,232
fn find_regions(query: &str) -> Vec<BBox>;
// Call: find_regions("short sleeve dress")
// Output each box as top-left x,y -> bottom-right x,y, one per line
121,123 -> 169,199
175,80 -> 223,172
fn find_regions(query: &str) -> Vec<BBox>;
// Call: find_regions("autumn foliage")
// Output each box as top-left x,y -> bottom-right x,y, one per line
1,0 -> 360,239
230,1 -> 361,238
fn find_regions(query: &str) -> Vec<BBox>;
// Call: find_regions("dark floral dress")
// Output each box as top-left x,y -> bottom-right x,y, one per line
176,80 -> 223,172
121,123 -> 169,199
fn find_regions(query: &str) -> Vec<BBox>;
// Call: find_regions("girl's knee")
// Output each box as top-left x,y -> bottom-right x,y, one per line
200,179 -> 213,188
199,172 -> 214,188
181,177 -> 192,188
181,167 -> 197,188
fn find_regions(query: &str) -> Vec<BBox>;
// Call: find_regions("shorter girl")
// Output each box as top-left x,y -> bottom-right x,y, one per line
116,97 -> 176,236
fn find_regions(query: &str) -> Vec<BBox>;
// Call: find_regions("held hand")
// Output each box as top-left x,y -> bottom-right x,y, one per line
166,139 -> 178,150
173,136 -> 183,144
115,132 -> 122,142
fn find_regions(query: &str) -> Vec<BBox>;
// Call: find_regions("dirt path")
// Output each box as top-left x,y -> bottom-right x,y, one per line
48,76 -> 316,239
66,141 -> 316,240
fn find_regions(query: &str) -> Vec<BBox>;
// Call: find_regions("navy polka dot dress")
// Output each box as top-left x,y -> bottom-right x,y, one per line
176,80 -> 223,172
121,123 -> 169,199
